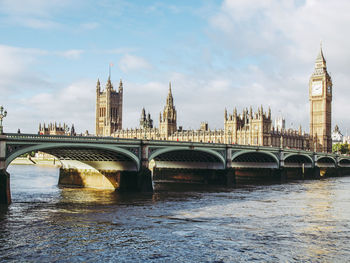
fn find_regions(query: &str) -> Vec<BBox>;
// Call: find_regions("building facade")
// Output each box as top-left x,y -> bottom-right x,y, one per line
95,77 -> 123,136
39,122 -> 76,136
108,46 -> 333,152
112,84 -> 311,149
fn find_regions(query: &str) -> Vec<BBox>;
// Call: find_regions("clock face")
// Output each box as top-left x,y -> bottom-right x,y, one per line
312,81 -> 323,96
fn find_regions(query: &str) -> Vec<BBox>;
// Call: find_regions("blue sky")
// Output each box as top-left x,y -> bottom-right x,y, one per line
1,0 -> 350,135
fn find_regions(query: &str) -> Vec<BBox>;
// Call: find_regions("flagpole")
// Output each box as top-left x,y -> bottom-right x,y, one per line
109,64 -> 111,79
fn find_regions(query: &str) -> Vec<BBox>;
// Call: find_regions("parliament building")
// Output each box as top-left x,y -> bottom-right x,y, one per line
95,46 -> 332,152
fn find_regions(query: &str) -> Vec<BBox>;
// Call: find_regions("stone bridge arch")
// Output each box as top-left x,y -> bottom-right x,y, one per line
338,158 -> 350,167
148,147 -> 226,169
231,150 -> 279,168
6,143 -> 140,171
283,153 -> 313,168
316,156 -> 336,168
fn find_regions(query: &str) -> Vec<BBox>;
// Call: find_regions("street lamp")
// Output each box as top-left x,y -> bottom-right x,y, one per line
0,106 -> 7,134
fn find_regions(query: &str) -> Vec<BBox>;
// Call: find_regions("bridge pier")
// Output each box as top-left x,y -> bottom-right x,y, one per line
59,168 -> 120,189
58,167 -> 153,192
225,168 -> 236,187
137,168 -> 153,192
0,169 -> 11,205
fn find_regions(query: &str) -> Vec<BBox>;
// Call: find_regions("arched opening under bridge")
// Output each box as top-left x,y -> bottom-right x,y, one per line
149,148 -> 228,188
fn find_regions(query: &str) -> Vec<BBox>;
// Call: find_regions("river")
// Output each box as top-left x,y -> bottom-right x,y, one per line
0,165 -> 350,262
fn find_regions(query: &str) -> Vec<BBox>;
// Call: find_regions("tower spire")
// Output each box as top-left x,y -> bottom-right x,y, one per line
106,76 -> 113,90
119,79 -> 123,92
96,78 -> 101,92
315,42 -> 326,70
166,81 -> 174,107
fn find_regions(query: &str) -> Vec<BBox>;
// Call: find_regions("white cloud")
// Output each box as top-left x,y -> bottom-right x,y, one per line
0,0 -> 72,29
56,49 -> 84,59
11,80 -> 96,134
205,0 -> 350,132
0,0 -> 70,16
0,45 -> 49,95
2,0 -> 350,137
118,54 -> 152,73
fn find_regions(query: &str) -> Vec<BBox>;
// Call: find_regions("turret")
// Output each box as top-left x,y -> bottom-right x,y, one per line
159,82 -> 177,138
106,76 -> 113,91
224,108 -> 227,121
71,124 -> 75,136
119,79 -> 123,93
96,78 -> 101,93
141,107 -> 146,120
167,82 -> 174,107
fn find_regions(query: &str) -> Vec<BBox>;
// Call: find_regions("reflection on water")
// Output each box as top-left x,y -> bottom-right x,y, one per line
0,165 -> 350,262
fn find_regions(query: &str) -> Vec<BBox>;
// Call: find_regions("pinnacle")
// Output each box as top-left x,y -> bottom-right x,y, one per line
168,82 -> 172,95
316,44 -> 326,62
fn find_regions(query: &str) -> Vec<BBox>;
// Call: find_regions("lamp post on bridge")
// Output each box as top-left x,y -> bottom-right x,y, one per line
0,106 -> 7,134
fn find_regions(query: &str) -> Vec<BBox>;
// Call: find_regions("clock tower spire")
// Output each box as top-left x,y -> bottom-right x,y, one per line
309,44 -> 332,152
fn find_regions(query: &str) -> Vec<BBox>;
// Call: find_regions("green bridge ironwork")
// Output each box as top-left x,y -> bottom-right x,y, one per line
1,133 -> 350,205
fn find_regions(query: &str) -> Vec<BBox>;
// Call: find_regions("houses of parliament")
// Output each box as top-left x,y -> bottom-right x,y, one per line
95,46 -> 333,152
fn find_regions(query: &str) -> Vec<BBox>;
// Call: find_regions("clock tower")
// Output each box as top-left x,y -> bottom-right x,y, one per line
309,45 -> 332,152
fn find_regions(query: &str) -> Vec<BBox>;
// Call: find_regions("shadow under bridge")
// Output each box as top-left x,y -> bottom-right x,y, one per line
284,153 -> 313,168
231,151 -> 279,169
149,148 -> 226,170
6,144 -> 140,172
316,156 -> 336,168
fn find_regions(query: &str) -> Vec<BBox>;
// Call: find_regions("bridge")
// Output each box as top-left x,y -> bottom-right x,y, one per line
1,133 -> 350,204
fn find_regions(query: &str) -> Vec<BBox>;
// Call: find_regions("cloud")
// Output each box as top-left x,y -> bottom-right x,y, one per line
0,0 -> 72,29
0,45 -> 49,95
56,49 -> 84,59
204,0 -> 350,132
0,45 -> 85,97
118,54 -> 152,73
103,48 -> 139,55
2,0 -> 350,137
12,80 -> 96,134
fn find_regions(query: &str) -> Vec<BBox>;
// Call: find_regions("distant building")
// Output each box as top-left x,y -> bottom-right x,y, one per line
332,125 -> 343,144
200,122 -> 209,131
39,122 -> 76,136
274,116 -> 285,131
140,108 -> 153,129
343,136 -> 350,144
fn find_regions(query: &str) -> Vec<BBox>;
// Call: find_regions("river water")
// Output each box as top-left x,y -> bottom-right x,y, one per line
1,165 -> 350,262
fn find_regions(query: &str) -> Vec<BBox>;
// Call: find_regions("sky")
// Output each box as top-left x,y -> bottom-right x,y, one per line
1,0 -> 350,135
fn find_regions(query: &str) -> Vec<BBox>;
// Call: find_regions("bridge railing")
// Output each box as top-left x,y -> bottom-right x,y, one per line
2,133 -> 347,161
4,133 -> 141,144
